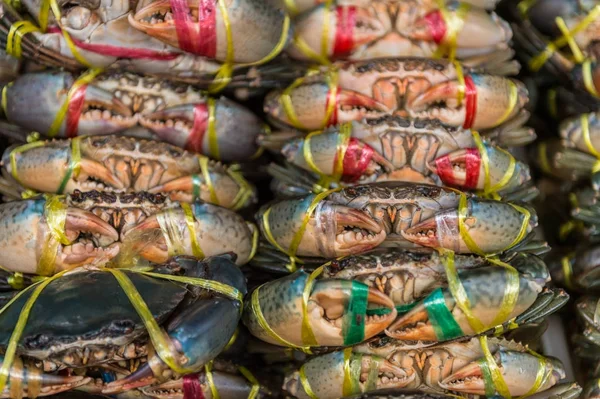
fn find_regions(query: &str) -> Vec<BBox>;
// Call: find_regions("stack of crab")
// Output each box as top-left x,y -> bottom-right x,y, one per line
504,0 -> 600,397
0,0 -> 586,398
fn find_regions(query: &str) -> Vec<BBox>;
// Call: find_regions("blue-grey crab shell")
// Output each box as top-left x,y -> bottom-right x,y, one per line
0,270 -> 186,368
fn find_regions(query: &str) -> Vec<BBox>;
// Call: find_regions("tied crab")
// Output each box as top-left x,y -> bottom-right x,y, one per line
0,135 -> 256,209
0,0 -> 290,82
287,0 -> 514,69
1,71 -> 266,161
242,268 -> 397,347
0,192 -> 256,275
261,117 -> 536,201
255,182 -> 537,261
263,58 -> 528,132
549,243 -> 600,293
318,249 -> 566,342
283,337 -> 565,398
0,255 -> 246,397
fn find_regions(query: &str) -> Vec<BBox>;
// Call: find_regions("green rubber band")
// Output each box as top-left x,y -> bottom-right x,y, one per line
423,288 -> 463,341
364,356 -> 380,392
192,174 -> 201,200
342,281 -> 368,346
480,358 -> 496,397
366,302 -> 417,316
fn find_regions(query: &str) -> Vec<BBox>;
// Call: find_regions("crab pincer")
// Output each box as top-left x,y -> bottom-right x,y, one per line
0,197 -> 119,275
2,72 -> 135,138
243,270 -> 396,347
386,255 -> 550,341
402,198 -> 536,254
103,255 -> 247,393
121,202 -> 256,265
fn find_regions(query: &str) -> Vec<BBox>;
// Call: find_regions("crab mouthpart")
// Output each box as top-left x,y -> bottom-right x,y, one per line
141,378 -> 186,398
337,91 -> 390,121
129,0 -> 179,29
439,361 -> 490,394
385,305 -> 438,341
334,206 -> 386,254
401,217 -> 443,248
360,356 -> 413,389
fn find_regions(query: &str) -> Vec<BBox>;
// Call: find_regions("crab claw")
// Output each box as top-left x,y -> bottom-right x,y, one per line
282,132 -> 393,183
256,196 -> 385,258
148,166 -> 257,209
439,350 -> 564,396
287,5 -> 386,61
283,351 -> 413,399
408,75 -> 528,130
120,203 -> 255,265
386,258 -> 546,341
401,199 -> 536,254
243,271 -> 396,346
0,359 -> 92,398
429,143 -> 531,194
103,296 -> 243,393
264,83 -> 389,130
411,7 -> 512,50
2,141 -> 125,193
128,0 -> 289,63
138,100 -> 263,162
3,72 -> 134,138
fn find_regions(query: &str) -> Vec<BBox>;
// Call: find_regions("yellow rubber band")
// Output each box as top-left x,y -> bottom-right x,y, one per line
342,347 -> 353,396
250,285 -> 312,352
208,3 -> 290,93
227,165 -> 254,211
581,114 -> 600,157
0,270 -> 67,395
504,203 -> 531,251
138,271 -> 243,303
6,21 -> 40,59
537,142 -> 552,175
495,81 -> 518,126
556,17 -> 585,63
261,207 -> 301,272
48,0 -> 92,67
107,268 -> 195,374
38,0 -> 49,32
561,255 -> 574,289
237,366 -> 260,399
283,0 -> 299,16
299,364 -> 319,399
205,361 -> 220,399
517,0 -> 537,17
517,349 -> 548,399
301,265 -> 324,345
9,141 -> 46,186
292,0 -> 332,65
181,203 -> 204,259
207,98 -> 220,160
473,131 -> 517,198
224,328 -> 239,351
199,156 -> 219,205
36,195 -> 72,276
302,121 -> 351,184
1,83 -> 9,115
433,0 -> 470,61
453,61 -> 466,106
479,335 -> 511,397
48,69 -> 103,138
529,6 -> 600,72
247,222 -> 259,262
583,60 -> 600,98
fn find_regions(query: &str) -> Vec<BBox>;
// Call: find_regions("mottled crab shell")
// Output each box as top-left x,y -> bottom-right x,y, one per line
0,271 -> 186,361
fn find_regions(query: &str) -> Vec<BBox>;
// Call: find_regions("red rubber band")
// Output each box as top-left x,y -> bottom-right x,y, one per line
65,84 -> 87,138
464,148 -> 481,189
434,155 -> 455,185
462,75 -> 477,129
170,0 -> 216,57
183,373 -> 205,399
185,104 -> 209,153
333,6 -> 356,57
341,138 -> 374,181
47,27 -> 180,60
424,10 -> 446,44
